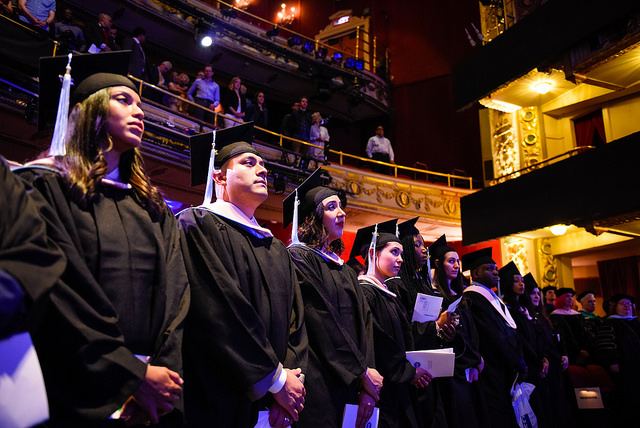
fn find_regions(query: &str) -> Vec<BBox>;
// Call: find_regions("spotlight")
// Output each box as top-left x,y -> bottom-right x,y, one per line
266,26 -> 279,39
344,57 -> 356,69
221,7 -> 237,19
287,36 -> 301,47
355,59 -> 365,70
331,52 -> 343,64
200,35 -> 214,47
302,40 -> 315,54
315,47 -> 328,60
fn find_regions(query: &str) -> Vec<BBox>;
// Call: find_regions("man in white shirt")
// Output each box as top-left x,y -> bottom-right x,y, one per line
365,126 -> 395,174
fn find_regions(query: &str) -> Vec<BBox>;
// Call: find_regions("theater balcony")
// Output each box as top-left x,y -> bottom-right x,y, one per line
0,11 -> 475,245
453,0 -> 640,297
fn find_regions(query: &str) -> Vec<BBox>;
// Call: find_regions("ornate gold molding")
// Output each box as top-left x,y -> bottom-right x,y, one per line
325,165 -> 473,222
539,238 -> 559,288
519,107 -> 543,169
490,109 -> 519,179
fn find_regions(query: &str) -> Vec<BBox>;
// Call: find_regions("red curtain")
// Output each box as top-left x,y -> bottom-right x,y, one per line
597,256 -> 640,299
574,110 -> 606,147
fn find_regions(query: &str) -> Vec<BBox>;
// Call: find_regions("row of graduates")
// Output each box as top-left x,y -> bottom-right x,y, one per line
1,69 -> 583,428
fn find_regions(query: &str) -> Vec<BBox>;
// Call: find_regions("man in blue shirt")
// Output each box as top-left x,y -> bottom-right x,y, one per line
187,65 -> 220,125
18,0 -> 55,31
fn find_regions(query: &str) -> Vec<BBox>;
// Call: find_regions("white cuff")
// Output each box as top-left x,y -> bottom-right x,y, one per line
268,367 -> 287,394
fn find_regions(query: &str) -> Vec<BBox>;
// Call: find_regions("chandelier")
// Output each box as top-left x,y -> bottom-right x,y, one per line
277,3 -> 295,25
235,0 -> 251,10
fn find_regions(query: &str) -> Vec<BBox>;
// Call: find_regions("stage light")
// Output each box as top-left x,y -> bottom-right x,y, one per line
331,52 -> 343,64
287,36 -> 301,47
315,47 -> 328,60
345,57 -> 356,69
200,35 -> 214,47
302,40 -> 315,54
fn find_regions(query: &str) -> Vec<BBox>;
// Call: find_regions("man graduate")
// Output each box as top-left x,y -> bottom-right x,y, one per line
462,248 -> 526,428
178,123 -> 307,428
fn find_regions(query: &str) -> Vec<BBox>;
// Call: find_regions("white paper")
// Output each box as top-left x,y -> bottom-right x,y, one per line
411,293 -> 443,323
88,43 -> 102,53
406,349 -> 455,378
254,410 -> 272,428
342,404 -> 379,428
445,295 -> 463,314
0,332 -> 49,428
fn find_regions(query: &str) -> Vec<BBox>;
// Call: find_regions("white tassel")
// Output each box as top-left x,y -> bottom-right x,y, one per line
202,129 -> 217,205
49,53 -> 73,156
366,224 -> 378,277
290,189 -> 300,245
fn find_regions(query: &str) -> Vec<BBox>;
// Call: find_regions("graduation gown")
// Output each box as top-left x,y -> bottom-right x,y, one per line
0,161 -> 65,337
177,208 -> 307,428
464,286 -> 525,428
359,278 -> 421,428
549,312 -> 590,365
16,166 -> 190,427
288,245 -> 374,428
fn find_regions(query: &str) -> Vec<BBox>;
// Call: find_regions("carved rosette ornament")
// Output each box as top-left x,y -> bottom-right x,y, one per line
519,107 -> 543,169
503,236 -> 528,274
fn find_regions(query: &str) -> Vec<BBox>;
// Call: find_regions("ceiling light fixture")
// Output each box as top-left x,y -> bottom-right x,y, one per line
534,81 -> 552,94
549,224 -> 568,236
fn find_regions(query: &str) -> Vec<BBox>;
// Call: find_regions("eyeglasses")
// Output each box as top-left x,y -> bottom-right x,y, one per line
617,301 -> 633,306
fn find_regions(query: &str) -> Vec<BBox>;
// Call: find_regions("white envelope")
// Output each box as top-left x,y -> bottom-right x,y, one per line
406,348 -> 455,378
342,404 -> 379,428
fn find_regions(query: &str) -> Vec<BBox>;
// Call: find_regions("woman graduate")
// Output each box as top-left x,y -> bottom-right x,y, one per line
283,168 -> 382,428
17,66 -> 189,427
355,221 -> 432,428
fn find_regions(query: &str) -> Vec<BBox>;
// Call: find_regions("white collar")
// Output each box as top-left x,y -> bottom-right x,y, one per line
608,314 -> 636,320
288,243 -> 344,266
358,275 -> 397,298
550,308 -> 580,315
102,167 -> 132,189
200,199 -> 273,238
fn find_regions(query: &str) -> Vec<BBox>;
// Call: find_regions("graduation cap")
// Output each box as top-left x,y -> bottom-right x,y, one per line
282,168 -> 339,244
429,234 -> 455,262
556,287 -> 575,297
522,273 -> 539,292
349,218 -> 398,263
498,261 -> 521,286
460,247 -> 494,272
189,122 -> 259,205
397,217 -> 420,239
38,51 -> 131,132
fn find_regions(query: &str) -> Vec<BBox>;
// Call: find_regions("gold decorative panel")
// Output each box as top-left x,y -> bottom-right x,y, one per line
519,107 -> 543,169
539,238 -> 559,288
490,109 -> 519,181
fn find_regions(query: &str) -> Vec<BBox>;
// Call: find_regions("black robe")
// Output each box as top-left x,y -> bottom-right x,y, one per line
359,278 -> 421,428
464,287 -> 525,428
0,160 -> 65,337
16,166 -> 189,427
177,208 -> 307,428
549,312 -> 591,365
288,245 -> 374,428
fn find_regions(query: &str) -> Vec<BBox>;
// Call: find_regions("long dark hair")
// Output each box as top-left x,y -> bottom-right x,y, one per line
57,87 -> 163,219
521,283 -> 553,328
297,202 -> 344,255
433,256 -> 464,303
398,234 -> 432,305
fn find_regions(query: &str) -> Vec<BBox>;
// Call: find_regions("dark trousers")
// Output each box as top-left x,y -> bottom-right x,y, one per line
371,152 -> 392,175
193,97 -> 215,125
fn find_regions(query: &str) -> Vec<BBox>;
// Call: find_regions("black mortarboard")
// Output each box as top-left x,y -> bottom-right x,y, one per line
397,217 -> 420,239
461,247 -> 494,272
577,290 -> 596,302
189,122 -> 258,186
556,287 -> 575,297
523,273 -> 539,292
498,261 -> 521,286
349,219 -> 398,261
282,168 -> 338,227
38,51 -> 131,131
429,234 -> 455,262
